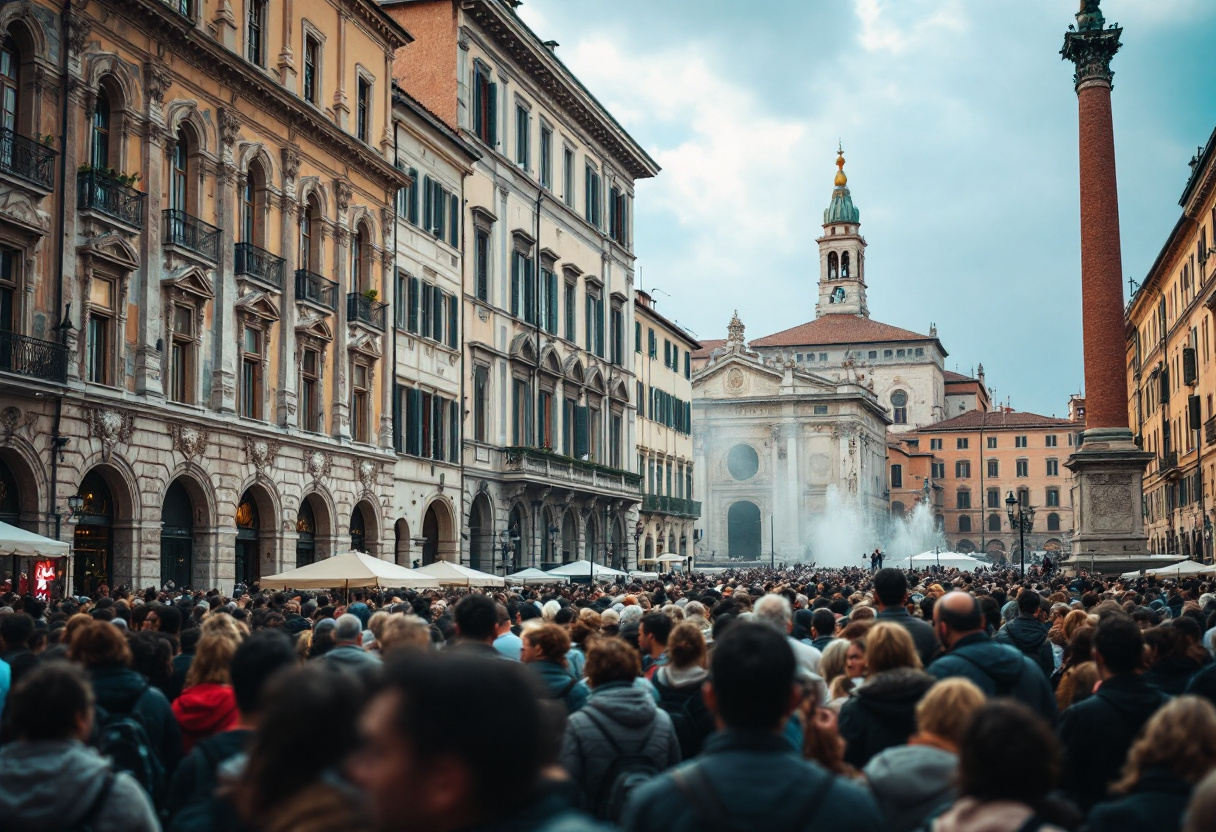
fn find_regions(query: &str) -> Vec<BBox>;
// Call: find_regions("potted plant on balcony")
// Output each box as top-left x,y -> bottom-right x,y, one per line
362,288 -> 379,302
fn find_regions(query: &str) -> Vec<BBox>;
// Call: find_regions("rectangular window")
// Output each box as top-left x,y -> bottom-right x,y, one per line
474,230 -> 489,302
814,405 -> 828,415
563,398 -> 575,456
563,147 -> 575,208
246,0 -> 265,66
987,488 -> 1000,508
515,104 -> 530,168
957,491 -> 971,509
1046,434 -> 1057,447
890,464 -> 903,489
394,270 -> 409,329
932,462 -> 945,479
511,378 -> 532,446
1016,459 -> 1029,478
448,295 -> 458,350
1046,458 -> 1059,476
540,123 -> 552,189
956,438 -> 969,449
351,361 -> 370,442
473,365 -> 489,443
472,63 -> 497,146
431,288 -> 444,344
648,328 -> 657,358
1047,488 -> 1060,507
584,163 -> 601,227
987,436 -> 997,449
420,282 -> 433,337
609,186 -> 628,246
407,276 -> 420,333
357,77 -> 371,142
635,321 -> 642,353
930,438 -> 942,450
610,307 -> 623,365
303,35 -> 319,104
537,390 -> 553,449
169,306 -> 194,404
300,349 -> 320,432
1015,435 -> 1028,448
510,252 -> 522,318
685,351 -> 691,380
956,460 -> 971,478
987,458 -> 998,478
240,327 -> 261,419
564,281 -> 576,341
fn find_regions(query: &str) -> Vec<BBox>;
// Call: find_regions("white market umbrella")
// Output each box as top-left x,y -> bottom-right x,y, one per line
259,551 -> 441,590
1145,559 -> 1215,578
899,551 -> 986,570
506,567 -> 569,585
415,560 -> 505,587
546,559 -> 629,580
0,520 -> 69,558
656,553 -> 688,563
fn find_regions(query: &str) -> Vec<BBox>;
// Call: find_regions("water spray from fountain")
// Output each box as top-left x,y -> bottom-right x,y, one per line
805,486 -> 947,568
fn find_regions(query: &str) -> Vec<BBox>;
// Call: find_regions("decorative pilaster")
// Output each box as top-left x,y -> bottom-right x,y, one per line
209,108 -> 241,412
277,194 -> 299,428
135,118 -> 167,398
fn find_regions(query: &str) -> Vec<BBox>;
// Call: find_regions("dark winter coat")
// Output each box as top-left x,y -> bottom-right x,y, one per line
1085,766 -> 1193,832
528,659 -> 589,714
1058,674 -> 1170,813
838,668 -> 937,768
927,633 -> 1058,726
1142,655 -> 1202,697
652,668 -> 715,759
620,730 -> 884,832
876,609 -> 940,667
992,615 -> 1055,679
559,681 -> 681,813
163,728 -> 252,824
88,664 -> 184,778
1184,661 -> 1216,707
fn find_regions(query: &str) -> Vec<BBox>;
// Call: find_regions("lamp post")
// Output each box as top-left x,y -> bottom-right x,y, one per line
499,526 -> 520,576
634,519 -> 644,572
547,524 -> 559,568
1006,491 -> 1037,577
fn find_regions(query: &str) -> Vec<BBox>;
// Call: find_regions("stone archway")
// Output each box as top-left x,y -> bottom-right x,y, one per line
394,518 -> 410,566
235,483 -> 277,590
72,464 -> 138,596
468,494 -> 493,572
560,508 -> 576,565
160,480 -> 194,590
350,499 -> 380,556
727,500 -> 761,560
296,492 -> 332,566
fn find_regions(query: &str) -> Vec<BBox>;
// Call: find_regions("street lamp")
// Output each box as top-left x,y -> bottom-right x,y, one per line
498,526 -> 520,575
634,519 -> 644,571
1005,491 -> 1037,577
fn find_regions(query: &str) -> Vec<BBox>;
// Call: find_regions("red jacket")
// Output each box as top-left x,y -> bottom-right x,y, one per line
171,682 -> 238,753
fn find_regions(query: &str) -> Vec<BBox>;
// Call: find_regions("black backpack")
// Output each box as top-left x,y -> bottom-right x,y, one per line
653,675 -> 714,758
583,707 -> 662,822
95,682 -> 165,804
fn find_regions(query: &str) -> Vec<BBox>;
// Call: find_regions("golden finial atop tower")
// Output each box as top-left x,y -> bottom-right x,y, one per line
834,142 -> 848,188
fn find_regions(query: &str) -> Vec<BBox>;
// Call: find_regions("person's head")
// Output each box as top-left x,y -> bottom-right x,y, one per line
1115,696 -> 1216,793
334,613 -> 365,646
185,630 -> 240,688
583,637 -> 641,688
0,611 -> 33,649
845,638 -> 867,679
811,608 -> 836,638
707,622 -> 796,732
818,639 -> 850,687
8,661 -> 95,742
520,623 -> 570,665
67,619 -> 132,667
873,569 -> 909,608
666,621 -> 707,670
232,629 -> 297,718
933,591 -> 985,648
350,653 -> 547,832
454,595 -> 498,645
1092,614 -> 1144,677
863,621 -> 922,674
914,677 -> 985,749
1061,608 -> 1092,640
1017,588 -> 1043,619
753,593 -> 794,634
958,701 -> 1060,805
379,615 -> 433,656
1056,661 -> 1100,709
638,612 -> 672,655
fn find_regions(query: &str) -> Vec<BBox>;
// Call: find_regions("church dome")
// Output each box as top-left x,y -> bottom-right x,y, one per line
824,147 -> 861,225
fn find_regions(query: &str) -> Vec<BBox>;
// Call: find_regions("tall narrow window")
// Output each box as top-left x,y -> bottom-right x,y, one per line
299,198 -> 318,271
169,130 -> 189,214
240,327 -> 261,419
352,226 -> 367,291
474,229 -> 489,302
540,123 -> 552,189
240,175 -> 255,244
473,365 -> 489,442
0,247 -> 16,337
356,77 -> 370,142
584,163 -> 601,227
303,35 -> 319,104
91,91 -> 111,169
472,62 -> 497,146
351,361 -> 370,442
514,104 -> 529,168
0,36 -> 18,150
169,305 -> 194,404
563,147 -> 575,208
564,281 -> 576,341
300,348 -> 320,432
246,0 -> 266,66
610,307 -> 623,365
86,277 -> 114,385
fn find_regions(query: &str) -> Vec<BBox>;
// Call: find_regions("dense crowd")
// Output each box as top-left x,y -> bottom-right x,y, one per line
2,564 -> 1216,831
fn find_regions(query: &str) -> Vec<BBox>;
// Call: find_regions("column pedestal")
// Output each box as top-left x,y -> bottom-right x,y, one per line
1065,427 -> 1154,573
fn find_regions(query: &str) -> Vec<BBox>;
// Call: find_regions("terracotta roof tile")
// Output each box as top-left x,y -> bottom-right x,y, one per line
917,410 -> 1079,431
749,316 -> 935,348
691,339 -> 725,359
943,370 -> 978,383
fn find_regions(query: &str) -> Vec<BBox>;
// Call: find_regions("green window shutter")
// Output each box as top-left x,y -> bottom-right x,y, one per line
510,254 -> 520,317
574,405 -> 589,458
449,193 -> 459,247
408,168 -> 419,224
449,398 -> 460,462
432,289 -> 444,343
448,294 -> 458,349
421,282 -> 433,338
547,270 -> 558,334
488,82 -> 498,146
392,382 -> 403,452
407,276 -> 419,333
422,176 -> 433,233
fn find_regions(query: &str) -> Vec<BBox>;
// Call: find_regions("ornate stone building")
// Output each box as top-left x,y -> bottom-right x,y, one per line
0,0 -> 411,593
692,315 -> 889,561
385,0 -> 658,573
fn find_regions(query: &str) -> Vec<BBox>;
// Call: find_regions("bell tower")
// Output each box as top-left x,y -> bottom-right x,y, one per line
816,145 -> 868,318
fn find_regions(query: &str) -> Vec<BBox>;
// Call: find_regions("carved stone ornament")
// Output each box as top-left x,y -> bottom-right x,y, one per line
244,436 -> 281,474
725,367 -> 747,395
357,459 -> 376,495
219,108 -> 241,148
89,408 -> 135,462
169,422 -> 209,461
144,63 -> 172,106
281,146 -> 301,183
0,406 -> 37,442
306,450 -> 332,482
67,17 -> 91,55
335,179 -> 353,213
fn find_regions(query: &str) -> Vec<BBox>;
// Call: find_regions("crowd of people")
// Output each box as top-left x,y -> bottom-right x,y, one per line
2,563 -> 1216,831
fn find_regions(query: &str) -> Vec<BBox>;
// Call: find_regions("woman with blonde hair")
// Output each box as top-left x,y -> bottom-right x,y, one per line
1087,696 -> 1216,832
820,639 -> 852,706
864,677 -> 987,832
838,622 -> 936,768
172,631 -> 240,753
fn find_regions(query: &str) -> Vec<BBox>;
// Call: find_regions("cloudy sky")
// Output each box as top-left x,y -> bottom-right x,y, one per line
517,0 -> 1216,418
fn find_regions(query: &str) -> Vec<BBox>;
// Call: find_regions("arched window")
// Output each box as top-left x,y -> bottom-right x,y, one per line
353,224 -> 369,291
299,196 -> 319,271
92,90 -> 111,169
827,251 -> 838,280
0,35 -> 19,139
988,513 -> 1001,532
1047,512 -> 1060,532
841,251 -> 850,279
241,160 -> 265,245
890,390 -> 908,424
169,127 -> 191,213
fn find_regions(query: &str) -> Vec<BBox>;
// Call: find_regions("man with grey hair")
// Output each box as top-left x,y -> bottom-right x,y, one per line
321,613 -> 382,677
754,594 -> 822,678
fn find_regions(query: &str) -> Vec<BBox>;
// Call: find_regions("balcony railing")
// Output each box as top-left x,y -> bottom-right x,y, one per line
502,446 -> 642,494
0,128 -> 55,190
161,0 -> 191,17
77,169 -> 145,228
294,269 -> 337,310
0,330 -> 67,384
641,494 -> 702,519
163,209 -> 220,261
347,292 -> 387,331
1160,451 -> 1179,474
235,242 -> 285,290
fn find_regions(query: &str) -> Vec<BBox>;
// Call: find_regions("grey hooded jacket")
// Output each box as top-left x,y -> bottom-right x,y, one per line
0,740 -> 159,832
863,743 -> 958,832
560,680 -> 681,812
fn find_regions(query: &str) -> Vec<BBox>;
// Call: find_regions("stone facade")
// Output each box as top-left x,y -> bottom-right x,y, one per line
0,0 -> 411,594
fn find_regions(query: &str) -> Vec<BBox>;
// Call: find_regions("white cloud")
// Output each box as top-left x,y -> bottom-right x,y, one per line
855,0 -> 966,54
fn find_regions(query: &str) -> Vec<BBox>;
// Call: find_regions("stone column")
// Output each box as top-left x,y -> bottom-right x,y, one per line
1061,1 -> 1153,571
277,146 -> 301,428
211,108 -> 241,412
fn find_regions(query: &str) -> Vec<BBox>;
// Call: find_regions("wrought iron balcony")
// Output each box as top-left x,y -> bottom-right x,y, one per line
77,169 -> 145,228
163,209 -> 220,261
347,292 -> 387,331
234,242 -> 285,290
0,128 -> 55,190
1160,451 -> 1179,476
641,494 -> 702,519
294,269 -> 337,310
161,0 -> 192,17
0,330 -> 68,384
501,446 -> 642,496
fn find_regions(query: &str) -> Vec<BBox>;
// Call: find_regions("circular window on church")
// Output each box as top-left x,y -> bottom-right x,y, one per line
726,444 -> 760,481
890,391 -> 908,407
891,390 -> 909,425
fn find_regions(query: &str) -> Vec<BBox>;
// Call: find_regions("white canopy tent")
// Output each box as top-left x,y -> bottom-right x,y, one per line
0,520 -> 69,559
1142,559 -> 1215,578
545,560 -> 629,580
898,551 -> 987,570
506,567 -> 569,585
259,552 -> 441,590
414,560 -> 504,587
